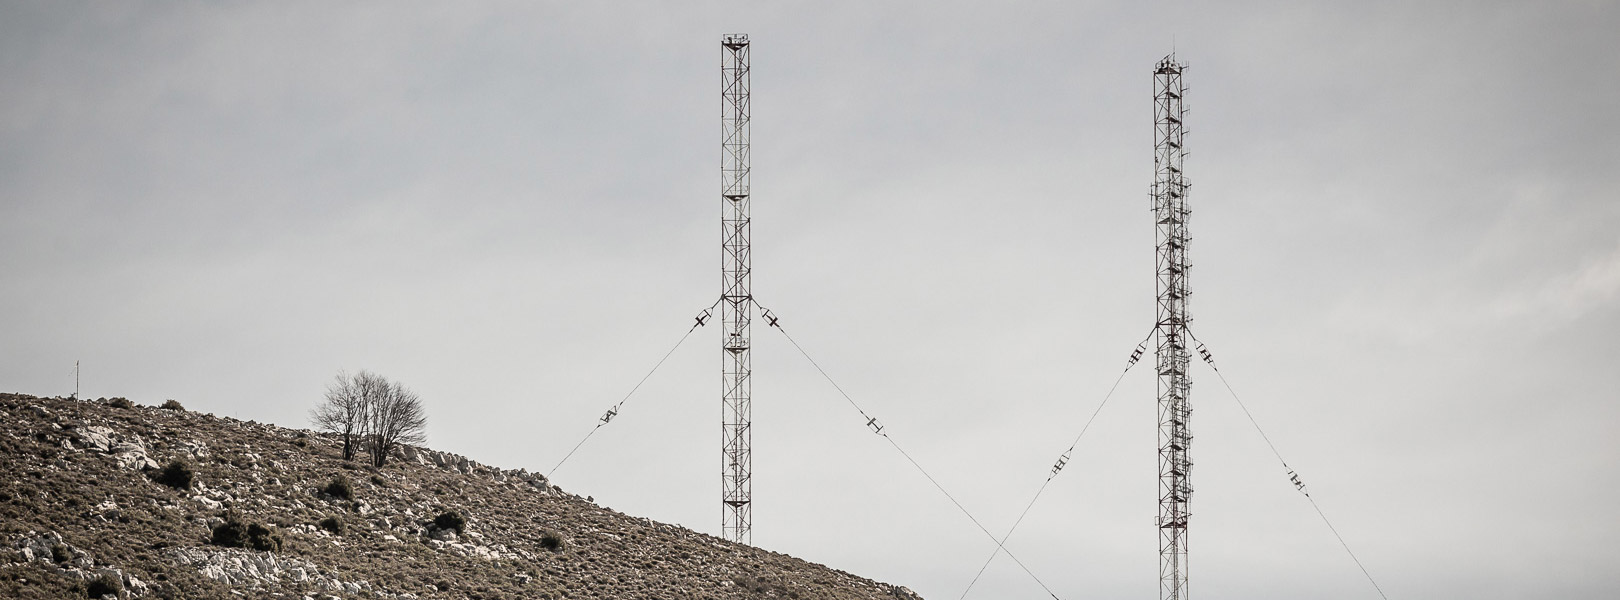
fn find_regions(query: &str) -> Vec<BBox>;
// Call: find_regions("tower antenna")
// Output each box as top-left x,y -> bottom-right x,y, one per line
1152,54 -> 1192,600
719,33 -> 754,545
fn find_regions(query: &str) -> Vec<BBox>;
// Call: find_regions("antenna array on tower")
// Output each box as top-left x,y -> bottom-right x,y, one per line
1152,54 -> 1193,600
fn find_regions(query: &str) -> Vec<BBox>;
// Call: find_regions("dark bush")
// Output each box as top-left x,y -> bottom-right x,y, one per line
319,515 -> 344,535
51,543 -> 71,564
211,513 -> 282,552
107,397 -> 134,409
324,476 -> 352,500
160,399 -> 185,411
539,530 -> 566,552
370,475 -> 387,487
293,438 -> 307,448
154,460 -> 193,490
246,523 -> 282,552
434,510 -> 466,535
85,573 -> 122,597
211,516 -> 248,548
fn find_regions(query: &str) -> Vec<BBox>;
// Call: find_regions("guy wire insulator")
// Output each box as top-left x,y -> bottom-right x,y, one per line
1287,469 -> 1308,494
1127,344 -> 1146,366
1195,341 -> 1214,365
694,309 -> 712,327
1051,452 -> 1070,476
600,407 -> 618,425
865,416 -> 884,435
764,309 -> 780,328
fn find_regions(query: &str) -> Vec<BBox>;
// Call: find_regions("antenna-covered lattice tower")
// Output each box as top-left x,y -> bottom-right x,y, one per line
1152,54 -> 1192,600
719,33 -> 753,545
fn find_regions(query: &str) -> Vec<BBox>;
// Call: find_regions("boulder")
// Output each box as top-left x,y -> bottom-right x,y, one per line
96,566 -> 123,583
428,528 -> 457,542
74,428 -> 112,452
114,448 -> 159,471
177,440 -> 210,459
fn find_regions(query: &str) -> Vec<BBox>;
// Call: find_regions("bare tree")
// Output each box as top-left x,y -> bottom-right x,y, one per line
366,379 -> 426,468
312,370 -> 426,466
312,371 -> 365,461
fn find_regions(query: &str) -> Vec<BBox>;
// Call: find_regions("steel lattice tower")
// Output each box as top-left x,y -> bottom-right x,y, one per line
1152,54 -> 1193,600
719,33 -> 753,545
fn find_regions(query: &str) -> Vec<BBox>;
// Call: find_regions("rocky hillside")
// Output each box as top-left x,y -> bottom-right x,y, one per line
0,393 -> 921,600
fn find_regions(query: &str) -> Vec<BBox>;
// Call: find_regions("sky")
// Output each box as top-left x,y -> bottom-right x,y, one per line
3,1 -> 1618,598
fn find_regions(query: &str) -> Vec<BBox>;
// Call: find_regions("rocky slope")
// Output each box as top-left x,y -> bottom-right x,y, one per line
0,393 -> 921,600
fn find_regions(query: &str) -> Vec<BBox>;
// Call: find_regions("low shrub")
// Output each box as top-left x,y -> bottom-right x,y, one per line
540,530 -> 566,552
324,476 -> 352,500
85,573 -> 122,598
51,543 -> 71,564
211,516 -> 248,548
434,510 -> 466,535
319,515 -> 344,535
107,397 -> 133,409
154,460 -> 193,490
247,523 -> 283,552
160,399 -> 185,411
212,513 -> 282,552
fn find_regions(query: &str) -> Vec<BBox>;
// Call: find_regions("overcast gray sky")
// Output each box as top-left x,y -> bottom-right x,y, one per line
4,1 -> 1618,598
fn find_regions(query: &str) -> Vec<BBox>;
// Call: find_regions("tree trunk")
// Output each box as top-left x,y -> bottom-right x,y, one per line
372,437 -> 388,467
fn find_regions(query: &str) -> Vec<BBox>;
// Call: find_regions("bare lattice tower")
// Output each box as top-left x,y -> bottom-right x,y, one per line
1152,54 -> 1192,600
719,33 -> 753,545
